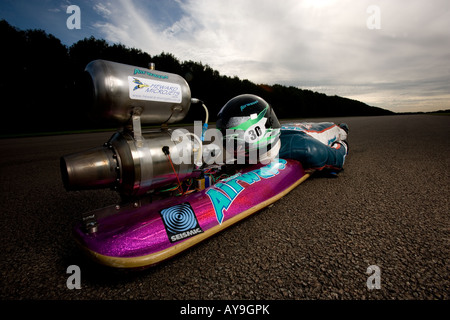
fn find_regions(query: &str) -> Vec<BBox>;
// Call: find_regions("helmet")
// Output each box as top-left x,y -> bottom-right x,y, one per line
216,94 -> 281,164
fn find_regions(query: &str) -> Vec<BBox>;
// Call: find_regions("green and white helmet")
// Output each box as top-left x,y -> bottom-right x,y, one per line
216,94 -> 281,163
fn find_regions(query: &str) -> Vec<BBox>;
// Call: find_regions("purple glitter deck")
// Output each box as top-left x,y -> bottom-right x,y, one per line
73,159 -> 306,263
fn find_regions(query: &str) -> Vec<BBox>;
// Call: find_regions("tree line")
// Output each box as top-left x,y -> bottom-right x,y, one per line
0,20 -> 393,135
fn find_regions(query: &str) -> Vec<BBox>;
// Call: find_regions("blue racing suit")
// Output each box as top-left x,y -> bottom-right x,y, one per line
279,122 -> 349,171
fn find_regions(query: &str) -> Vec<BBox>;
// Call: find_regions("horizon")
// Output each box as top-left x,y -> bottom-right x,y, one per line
1,0 -> 449,113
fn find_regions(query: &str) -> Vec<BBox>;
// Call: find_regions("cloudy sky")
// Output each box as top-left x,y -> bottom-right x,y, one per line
1,0 -> 449,112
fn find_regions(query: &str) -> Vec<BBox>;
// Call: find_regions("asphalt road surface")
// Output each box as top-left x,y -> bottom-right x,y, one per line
1,115 -> 448,302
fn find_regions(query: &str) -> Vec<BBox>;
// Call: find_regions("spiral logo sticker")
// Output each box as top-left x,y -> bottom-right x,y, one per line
160,203 -> 203,243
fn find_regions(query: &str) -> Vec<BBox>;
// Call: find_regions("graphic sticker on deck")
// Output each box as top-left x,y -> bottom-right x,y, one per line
160,203 -> 203,243
206,159 -> 287,224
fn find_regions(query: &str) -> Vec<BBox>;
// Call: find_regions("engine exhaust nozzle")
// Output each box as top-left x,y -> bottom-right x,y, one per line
60,146 -> 118,191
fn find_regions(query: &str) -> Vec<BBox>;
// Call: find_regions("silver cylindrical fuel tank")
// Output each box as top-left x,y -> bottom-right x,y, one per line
84,59 -> 191,125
